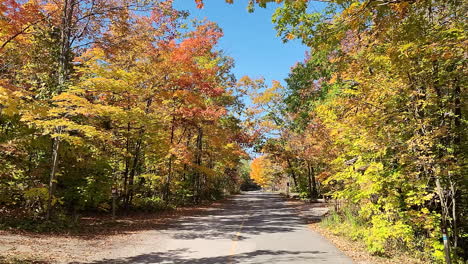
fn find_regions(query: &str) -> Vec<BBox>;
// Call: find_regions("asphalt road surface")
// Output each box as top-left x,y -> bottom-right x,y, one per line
83,191 -> 353,264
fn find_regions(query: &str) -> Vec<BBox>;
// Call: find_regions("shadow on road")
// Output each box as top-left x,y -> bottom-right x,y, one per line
70,192 -> 343,264
164,192 -> 304,241
79,249 -> 326,264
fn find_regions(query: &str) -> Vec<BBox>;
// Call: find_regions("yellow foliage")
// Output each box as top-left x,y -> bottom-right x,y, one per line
250,155 -> 275,188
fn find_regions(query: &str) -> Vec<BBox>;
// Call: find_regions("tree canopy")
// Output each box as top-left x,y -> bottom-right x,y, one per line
1,0 -> 251,221
1,0 -> 466,263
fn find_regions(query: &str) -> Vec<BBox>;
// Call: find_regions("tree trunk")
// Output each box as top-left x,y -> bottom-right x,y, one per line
307,162 -> 312,198
127,98 -> 152,208
122,123 -> 131,208
58,0 -> 74,90
46,133 -> 61,220
311,165 -> 317,198
163,118 -> 175,202
126,136 -> 142,208
436,176 -> 452,264
286,158 -> 298,188
46,0 -> 75,220
449,177 -> 458,249
307,162 -> 318,199
182,130 -> 191,183
194,126 -> 203,203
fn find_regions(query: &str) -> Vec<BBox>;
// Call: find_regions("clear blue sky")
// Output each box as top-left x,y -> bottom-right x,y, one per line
172,0 -> 309,86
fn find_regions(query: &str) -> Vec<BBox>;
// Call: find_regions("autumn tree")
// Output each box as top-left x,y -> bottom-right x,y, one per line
0,0 -> 248,223
262,0 -> 467,262
250,155 -> 282,189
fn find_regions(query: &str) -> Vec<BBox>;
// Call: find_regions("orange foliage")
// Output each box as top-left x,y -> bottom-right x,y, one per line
250,155 -> 274,187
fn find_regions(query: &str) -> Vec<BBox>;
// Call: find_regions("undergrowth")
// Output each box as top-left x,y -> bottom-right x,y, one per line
320,207 -> 437,263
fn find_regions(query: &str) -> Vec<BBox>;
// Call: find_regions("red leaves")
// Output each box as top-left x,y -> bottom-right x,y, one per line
0,0 -> 43,48
194,0 -> 203,8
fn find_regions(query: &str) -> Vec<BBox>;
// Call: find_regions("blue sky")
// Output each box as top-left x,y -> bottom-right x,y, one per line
172,0 -> 309,86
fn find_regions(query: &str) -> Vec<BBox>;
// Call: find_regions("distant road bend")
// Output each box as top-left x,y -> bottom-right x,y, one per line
85,191 -> 353,264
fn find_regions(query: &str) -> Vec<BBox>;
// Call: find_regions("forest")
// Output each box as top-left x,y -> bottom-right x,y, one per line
0,0 -> 253,221
1,0 -> 467,263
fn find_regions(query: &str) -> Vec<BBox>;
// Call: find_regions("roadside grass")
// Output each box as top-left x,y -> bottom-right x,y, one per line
320,208 -> 367,242
317,208 -> 428,264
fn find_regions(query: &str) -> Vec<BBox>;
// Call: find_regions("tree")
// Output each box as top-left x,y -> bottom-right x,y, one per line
267,0 -> 467,261
250,155 -> 280,189
1,0 -> 248,223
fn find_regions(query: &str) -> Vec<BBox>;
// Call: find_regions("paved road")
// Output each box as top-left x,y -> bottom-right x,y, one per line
85,192 -> 353,264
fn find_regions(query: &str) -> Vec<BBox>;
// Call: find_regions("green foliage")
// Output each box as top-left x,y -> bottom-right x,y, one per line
132,196 -> 173,212
321,208 -> 366,241
23,187 -> 48,215
322,207 -> 415,256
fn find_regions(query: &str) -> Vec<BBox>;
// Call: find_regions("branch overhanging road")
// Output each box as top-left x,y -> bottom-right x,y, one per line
81,191 -> 353,264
